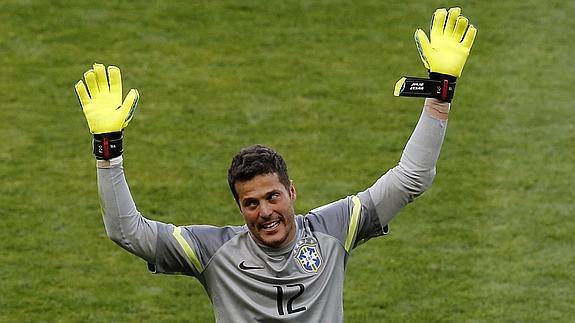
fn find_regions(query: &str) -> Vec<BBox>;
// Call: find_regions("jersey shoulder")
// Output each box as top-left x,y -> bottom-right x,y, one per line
153,222 -> 247,276
304,192 -> 387,252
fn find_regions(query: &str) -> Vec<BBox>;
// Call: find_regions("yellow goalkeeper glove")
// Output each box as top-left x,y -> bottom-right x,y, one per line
394,7 -> 477,102
75,63 -> 139,134
416,7 -> 477,77
74,63 -> 139,159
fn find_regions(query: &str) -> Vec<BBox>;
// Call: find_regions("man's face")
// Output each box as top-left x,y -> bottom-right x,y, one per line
235,173 -> 297,248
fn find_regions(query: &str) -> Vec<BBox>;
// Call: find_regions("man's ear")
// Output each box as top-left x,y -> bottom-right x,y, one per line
289,180 -> 297,202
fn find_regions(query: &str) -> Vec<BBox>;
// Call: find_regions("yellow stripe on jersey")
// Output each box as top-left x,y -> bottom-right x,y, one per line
172,226 -> 204,272
345,196 -> 362,252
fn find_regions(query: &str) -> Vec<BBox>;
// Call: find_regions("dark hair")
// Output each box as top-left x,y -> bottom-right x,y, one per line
227,144 -> 291,204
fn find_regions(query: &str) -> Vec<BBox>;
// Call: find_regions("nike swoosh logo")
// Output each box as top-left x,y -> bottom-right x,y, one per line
238,261 -> 264,270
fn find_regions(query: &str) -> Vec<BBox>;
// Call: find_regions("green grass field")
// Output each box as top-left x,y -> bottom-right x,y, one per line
1,0 -> 574,321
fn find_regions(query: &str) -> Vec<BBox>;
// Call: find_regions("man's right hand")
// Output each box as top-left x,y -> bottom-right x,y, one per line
74,63 -> 139,160
75,63 -> 139,134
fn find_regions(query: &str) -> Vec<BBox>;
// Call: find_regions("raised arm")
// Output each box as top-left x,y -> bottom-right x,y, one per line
364,7 -> 477,227
365,99 -> 449,227
75,64 -> 158,262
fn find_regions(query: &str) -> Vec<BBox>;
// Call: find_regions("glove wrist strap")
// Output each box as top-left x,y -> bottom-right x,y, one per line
93,132 -> 123,160
394,73 -> 457,102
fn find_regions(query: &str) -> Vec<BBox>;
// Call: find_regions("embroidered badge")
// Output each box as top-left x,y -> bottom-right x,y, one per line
295,245 -> 322,273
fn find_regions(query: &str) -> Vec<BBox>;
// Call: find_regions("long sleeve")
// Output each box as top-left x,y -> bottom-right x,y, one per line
97,156 -> 159,263
363,101 -> 449,227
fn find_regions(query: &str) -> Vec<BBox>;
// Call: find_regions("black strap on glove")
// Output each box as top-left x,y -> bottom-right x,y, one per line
93,132 -> 123,160
394,73 -> 457,102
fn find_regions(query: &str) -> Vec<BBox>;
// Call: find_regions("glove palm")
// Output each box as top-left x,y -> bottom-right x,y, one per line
75,63 -> 139,134
415,7 -> 477,78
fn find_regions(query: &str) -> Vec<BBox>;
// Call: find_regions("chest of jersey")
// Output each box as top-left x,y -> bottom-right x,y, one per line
201,230 -> 347,323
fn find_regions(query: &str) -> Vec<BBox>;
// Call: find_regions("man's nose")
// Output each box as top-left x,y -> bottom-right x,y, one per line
259,202 -> 273,217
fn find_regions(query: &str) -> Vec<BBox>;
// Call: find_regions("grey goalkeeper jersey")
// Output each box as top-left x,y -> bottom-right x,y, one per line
97,109 -> 448,322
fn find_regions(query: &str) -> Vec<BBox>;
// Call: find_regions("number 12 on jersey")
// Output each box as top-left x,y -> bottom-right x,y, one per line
274,284 -> 307,315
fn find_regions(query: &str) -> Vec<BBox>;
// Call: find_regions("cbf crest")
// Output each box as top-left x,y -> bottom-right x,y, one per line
295,244 -> 322,273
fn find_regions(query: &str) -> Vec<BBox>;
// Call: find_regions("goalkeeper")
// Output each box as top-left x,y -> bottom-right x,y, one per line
75,8 -> 476,322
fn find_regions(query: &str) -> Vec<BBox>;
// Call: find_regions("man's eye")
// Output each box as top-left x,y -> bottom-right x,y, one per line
244,201 -> 257,208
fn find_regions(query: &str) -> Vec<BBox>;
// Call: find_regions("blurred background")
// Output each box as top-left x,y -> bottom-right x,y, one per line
1,0 -> 573,321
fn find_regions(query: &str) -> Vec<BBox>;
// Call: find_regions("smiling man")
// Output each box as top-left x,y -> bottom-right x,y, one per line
75,7 -> 476,322
228,146 -> 298,249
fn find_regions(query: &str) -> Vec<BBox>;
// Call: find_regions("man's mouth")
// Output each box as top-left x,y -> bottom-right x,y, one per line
260,220 -> 281,232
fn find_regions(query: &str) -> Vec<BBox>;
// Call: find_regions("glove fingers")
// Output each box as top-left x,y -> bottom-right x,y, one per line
75,80 -> 91,108
108,65 -> 122,103
121,89 -> 140,128
453,16 -> 469,42
93,63 -> 110,94
84,69 -> 99,97
414,29 -> 431,70
462,24 -> 477,50
431,8 -> 447,39
444,7 -> 461,35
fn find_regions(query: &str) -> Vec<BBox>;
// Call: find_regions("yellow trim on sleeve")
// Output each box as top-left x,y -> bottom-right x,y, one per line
172,226 -> 204,272
345,196 -> 362,252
